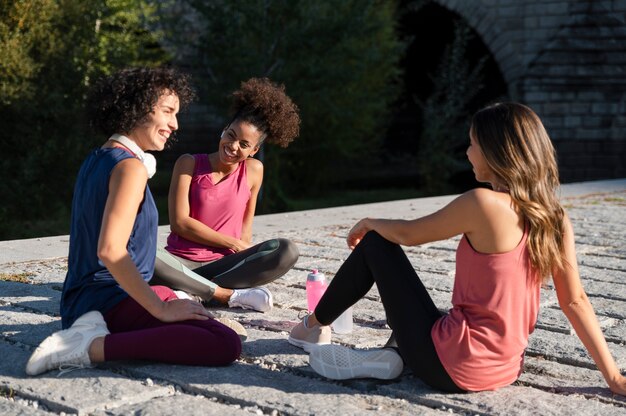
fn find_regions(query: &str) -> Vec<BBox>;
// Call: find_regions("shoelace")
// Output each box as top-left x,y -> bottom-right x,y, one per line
57,363 -> 94,377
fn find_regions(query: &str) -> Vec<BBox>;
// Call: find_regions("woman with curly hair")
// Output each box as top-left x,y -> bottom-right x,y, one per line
152,77 -> 301,313
288,102 -> 626,396
26,67 -> 243,376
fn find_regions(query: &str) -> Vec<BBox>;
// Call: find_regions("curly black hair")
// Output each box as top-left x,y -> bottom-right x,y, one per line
228,78 -> 300,148
87,67 -> 196,136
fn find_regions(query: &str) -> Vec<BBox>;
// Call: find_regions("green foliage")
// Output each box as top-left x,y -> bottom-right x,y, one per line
0,0 -> 169,239
163,0 -> 403,212
90,0 -> 167,75
0,0 -> 55,104
416,21 -> 486,194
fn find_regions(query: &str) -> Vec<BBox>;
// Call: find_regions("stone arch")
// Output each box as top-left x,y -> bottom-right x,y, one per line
432,0 -> 524,92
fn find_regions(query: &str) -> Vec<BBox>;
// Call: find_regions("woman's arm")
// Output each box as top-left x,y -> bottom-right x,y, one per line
552,214 -> 626,395
168,154 -> 248,252
347,189 -> 492,249
240,158 -> 263,244
98,158 -> 210,322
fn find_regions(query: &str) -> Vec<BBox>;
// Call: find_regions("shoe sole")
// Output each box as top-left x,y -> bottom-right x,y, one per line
309,345 -> 403,380
214,317 -> 248,341
287,336 -> 330,353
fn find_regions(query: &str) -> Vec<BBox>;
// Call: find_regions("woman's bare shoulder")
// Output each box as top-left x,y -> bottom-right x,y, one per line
245,157 -> 264,178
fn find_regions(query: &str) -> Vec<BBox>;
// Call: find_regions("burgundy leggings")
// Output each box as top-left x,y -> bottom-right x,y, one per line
103,286 -> 241,366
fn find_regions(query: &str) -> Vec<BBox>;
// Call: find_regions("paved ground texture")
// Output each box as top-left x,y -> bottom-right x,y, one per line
0,179 -> 625,415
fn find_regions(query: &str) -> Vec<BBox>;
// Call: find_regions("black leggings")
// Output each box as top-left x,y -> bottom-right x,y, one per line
152,238 -> 299,299
315,231 -> 464,393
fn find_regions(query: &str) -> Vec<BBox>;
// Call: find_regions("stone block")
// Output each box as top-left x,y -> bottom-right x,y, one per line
0,341 -> 173,415
523,15 -> 539,29
550,91 -> 576,100
543,2 -> 570,15
519,356 -> 622,405
498,5 -> 521,18
592,102 -> 618,114
571,103 -> 591,114
0,400 -> 51,415
577,91 -> 605,101
574,128 -> 608,140
126,361 -> 442,415
564,116 -> 582,128
583,116 -> 609,128
543,102 -> 569,115
90,392 -> 253,416
524,91 -> 549,102
382,380 -> 623,416
539,15 -> 567,28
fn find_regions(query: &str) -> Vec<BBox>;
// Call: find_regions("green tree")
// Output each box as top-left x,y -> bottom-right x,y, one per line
0,0 -> 169,239
416,21 -> 486,194
163,0 -> 403,212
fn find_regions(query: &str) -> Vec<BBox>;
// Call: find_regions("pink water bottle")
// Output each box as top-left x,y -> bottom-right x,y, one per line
306,269 -> 327,313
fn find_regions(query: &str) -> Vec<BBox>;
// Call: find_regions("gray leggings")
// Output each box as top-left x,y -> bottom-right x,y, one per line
151,238 -> 299,300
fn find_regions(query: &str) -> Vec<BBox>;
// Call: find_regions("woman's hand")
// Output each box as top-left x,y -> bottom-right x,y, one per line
154,299 -> 213,322
608,373 -> 626,396
229,238 -> 251,253
347,218 -> 371,250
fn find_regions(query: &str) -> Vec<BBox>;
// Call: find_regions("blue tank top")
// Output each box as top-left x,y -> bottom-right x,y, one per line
60,147 -> 158,328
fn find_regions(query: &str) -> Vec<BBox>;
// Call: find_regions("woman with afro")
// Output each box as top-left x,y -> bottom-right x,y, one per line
153,78 -> 301,313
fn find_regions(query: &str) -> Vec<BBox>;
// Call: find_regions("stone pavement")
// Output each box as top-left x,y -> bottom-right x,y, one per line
0,179 -> 625,415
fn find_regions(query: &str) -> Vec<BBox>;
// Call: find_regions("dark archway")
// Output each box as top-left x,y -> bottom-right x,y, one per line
385,1 -> 508,192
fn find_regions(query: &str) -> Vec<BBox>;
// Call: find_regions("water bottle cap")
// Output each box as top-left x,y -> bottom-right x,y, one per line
307,269 -> 325,282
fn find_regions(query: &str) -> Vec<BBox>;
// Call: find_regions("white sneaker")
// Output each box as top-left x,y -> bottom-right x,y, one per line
25,311 -> 110,376
309,344 -> 403,380
173,290 -> 193,300
228,287 -> 273,312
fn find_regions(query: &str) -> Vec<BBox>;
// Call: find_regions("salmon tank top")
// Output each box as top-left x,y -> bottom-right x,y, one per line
166,154 -> 251,262
431,226 -> 540,391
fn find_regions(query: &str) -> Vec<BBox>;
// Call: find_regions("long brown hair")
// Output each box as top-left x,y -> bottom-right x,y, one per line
470,102 -> 565,281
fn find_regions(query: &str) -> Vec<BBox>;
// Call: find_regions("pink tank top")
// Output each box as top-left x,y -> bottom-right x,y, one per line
431,226 -> 540,391
166,154 -> 251,262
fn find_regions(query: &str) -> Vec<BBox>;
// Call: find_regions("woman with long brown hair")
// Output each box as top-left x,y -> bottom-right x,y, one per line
288,102 -> 626,395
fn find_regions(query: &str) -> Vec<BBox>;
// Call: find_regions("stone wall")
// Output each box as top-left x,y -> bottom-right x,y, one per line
435,0 -> 626,181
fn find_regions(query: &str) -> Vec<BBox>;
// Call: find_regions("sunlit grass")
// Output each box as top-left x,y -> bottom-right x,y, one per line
0,272 -> 33,283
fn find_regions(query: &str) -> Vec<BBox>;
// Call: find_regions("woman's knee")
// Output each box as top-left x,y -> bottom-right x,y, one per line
361,230 -> 395,249
277,238 -> 299,265
259,238 -> 299,268
202,325 -> 242,366
220,331 -> 242,364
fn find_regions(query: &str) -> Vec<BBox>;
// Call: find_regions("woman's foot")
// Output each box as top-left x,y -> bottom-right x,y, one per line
288,315 -> 331,352
173,290 -> 202,303
25,311 -> 110,376
213,317 -> 248,341
228,287 -> 273,312
309,345 -> 403,380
